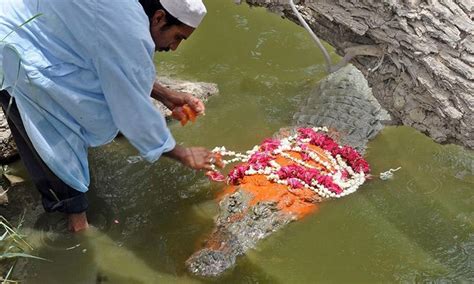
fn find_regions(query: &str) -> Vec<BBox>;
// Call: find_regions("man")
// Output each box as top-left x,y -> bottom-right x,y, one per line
0,0 -> 222,232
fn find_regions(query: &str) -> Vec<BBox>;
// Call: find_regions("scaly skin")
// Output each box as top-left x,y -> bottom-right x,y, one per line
186,65 -> 389,277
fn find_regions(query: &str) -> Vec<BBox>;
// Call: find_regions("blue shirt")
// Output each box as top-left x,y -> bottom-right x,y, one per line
0,0 -> 176,192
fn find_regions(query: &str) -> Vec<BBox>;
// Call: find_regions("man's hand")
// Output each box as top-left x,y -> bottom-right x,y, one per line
169,90 -> 205,116
164,145 -> 224,170
151,82 -> 205,119
172,104 -> 198,126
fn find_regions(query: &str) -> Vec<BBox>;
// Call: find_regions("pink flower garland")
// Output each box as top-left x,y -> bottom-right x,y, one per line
297,128 -> 370,174
210,127 -> 371,199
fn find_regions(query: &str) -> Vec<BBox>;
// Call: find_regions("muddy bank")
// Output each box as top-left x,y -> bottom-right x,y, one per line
0,108 -> 17,162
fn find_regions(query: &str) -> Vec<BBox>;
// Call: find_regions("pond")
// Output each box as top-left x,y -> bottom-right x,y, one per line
8,0 -> 474,283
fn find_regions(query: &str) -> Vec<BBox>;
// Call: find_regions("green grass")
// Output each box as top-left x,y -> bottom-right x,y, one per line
0,215 -> 47,283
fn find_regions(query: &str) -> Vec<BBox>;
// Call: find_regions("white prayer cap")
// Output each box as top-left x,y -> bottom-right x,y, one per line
160,0 -> 207,28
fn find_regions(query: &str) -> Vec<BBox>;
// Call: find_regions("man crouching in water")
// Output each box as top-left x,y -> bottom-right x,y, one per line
0,0 -> 222,232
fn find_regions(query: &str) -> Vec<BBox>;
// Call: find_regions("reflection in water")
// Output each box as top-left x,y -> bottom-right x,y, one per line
12,0 -> 474,282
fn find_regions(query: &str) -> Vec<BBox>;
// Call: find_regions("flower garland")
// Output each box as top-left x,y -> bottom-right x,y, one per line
207,127 -> 371,200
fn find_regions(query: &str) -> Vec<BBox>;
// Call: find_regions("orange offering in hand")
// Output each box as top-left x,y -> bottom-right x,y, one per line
172,104 -> 198,126
183,104 -> 197,122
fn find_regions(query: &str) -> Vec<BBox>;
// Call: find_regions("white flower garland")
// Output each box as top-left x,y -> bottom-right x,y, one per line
210,127 -> 367,200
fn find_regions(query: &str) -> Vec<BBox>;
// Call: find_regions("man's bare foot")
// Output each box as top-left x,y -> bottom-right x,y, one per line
68,212 -> 89,232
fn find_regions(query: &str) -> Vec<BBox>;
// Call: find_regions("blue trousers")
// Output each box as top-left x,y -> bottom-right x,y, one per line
0,90 -> 88,214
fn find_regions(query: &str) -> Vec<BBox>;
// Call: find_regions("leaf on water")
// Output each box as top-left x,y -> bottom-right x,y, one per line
0,186 -> 8,205
3,174 -> 25,186
0,252 -> 48,261
3,264 -> 15,283
0,231 -> 8,241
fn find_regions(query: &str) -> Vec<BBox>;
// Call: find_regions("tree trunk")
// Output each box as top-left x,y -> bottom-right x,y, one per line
243,0 -> 474,149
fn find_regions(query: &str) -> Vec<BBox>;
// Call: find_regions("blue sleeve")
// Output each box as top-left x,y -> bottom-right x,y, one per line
92,1 -> 175,162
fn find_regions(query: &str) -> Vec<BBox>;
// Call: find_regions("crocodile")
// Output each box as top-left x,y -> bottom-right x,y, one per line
186,64 -> 391,277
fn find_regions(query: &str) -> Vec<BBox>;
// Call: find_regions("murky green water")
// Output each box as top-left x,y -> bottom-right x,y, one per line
9,1 -> 474,283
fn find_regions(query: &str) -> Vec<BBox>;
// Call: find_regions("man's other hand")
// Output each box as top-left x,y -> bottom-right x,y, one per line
165,145 -> 224,170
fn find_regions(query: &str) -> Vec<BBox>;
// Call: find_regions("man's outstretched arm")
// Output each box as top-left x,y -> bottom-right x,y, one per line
151,81 -> 205,116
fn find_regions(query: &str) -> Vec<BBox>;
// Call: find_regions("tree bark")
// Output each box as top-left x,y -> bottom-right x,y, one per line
243,0 -> 474,149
